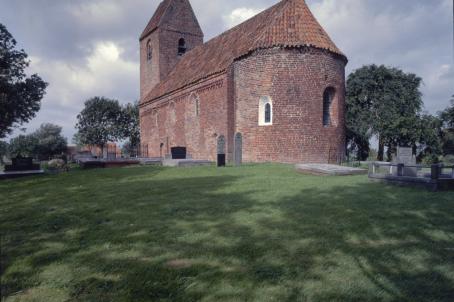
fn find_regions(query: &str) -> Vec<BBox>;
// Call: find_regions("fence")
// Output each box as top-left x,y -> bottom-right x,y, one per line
368,162 -> 454,191
127,144 -> 149,158
369,162 -> 454,180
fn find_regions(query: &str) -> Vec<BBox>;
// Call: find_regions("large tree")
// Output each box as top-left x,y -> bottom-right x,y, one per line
0,23 -> 48,138
440,95 -> 454,128
0,140 -> 8,164
439,95 -> 454,155
119,102 -> 140,149
346,65 -> 423,161
8,134 -> 38,158
7,123 -> 67,160
75,97 -> 123,155
33,123 -> 67,160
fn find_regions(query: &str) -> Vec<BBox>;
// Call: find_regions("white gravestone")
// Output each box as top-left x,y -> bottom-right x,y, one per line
396,147 -> 417,177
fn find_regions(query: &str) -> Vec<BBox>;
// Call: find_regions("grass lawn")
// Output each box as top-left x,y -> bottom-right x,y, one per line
1,164 -> 454,301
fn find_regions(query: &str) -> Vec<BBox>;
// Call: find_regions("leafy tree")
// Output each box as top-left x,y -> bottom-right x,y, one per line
414,114 -> 443,163
0,140 -> 8,164
8,134 -> 38,157
71,132 -> 84,147
346,65 -> 423,161
440,95 -> 454,128
75,97 -> 123,156
439,95 -> 454,155
0,23 -> 48,138
119,102 -> 140,149
33,123 -> 67,160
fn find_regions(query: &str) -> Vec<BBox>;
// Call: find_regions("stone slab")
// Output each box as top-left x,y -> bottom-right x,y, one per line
0,170 -> 45,180
163,159 -> 213,167
138,158 -> 163,165
295,164 -> 368,176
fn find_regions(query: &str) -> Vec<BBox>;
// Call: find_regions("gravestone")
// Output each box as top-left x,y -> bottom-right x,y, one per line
217,135 -> 226,167
395,147 -> 417,177
171,147 -> 187,159
234,133 -> 242,166
4,156 -> 41,172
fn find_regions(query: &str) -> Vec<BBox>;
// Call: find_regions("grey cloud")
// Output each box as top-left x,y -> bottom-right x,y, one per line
0,0 -> 452,140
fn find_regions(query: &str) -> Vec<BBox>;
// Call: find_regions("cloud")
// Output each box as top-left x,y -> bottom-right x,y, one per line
223,7 -> 265,28
0,0 -> 453,141
25,41 -> 139,139
309,0 -> 454,111
70,1 -> 124,25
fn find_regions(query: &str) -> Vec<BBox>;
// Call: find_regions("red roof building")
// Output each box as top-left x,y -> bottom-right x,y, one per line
139,0 -> 348,163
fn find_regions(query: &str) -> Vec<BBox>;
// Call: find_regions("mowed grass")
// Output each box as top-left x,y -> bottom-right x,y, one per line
1,164 -> 454,302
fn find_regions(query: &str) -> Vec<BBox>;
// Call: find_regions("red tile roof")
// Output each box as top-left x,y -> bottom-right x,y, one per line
140,0 -> 171,40
143,0 -> 347,104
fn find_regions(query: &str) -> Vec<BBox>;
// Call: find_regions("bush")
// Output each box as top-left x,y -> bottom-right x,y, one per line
47,159 -> 67,171
421,154 -> 441,165
442,155 -> 454,165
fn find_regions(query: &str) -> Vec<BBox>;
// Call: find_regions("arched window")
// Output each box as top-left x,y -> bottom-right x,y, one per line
265,103 -> 271,124
147,40 -> 152,61
323,87 -> 335,127
178,38 -> 186,56
259,96 -> 273,126
195,98 -> 200,116
190,93 -> 200,117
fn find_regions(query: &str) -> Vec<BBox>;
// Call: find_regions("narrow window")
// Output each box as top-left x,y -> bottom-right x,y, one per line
178,38 -> 186,56
147,40 -> 152,61
259,96 -> 273,126
323,88 -> 335,127
195,98 -> 200,116
265,103 -> 271,124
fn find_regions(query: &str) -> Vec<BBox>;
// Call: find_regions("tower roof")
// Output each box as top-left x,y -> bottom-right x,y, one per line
140,0 -> 203,40
143,0 -> 347,104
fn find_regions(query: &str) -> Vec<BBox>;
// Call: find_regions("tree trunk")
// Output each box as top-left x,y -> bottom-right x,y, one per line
386,145 -> 393,162
377,136 -> 385,161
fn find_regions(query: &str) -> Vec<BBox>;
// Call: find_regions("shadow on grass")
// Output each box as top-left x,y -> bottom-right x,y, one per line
1,166 -> 454,301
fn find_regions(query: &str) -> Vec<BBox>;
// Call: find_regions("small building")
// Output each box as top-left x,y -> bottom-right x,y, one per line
139,0 -> 348,163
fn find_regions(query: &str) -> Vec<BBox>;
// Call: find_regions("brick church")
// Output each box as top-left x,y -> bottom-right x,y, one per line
139,0 -> 348,163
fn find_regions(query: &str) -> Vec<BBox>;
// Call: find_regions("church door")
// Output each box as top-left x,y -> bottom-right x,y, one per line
217,135 -> 226,166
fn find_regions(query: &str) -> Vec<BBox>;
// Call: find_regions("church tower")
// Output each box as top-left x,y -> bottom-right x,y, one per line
140,0 -> 204,99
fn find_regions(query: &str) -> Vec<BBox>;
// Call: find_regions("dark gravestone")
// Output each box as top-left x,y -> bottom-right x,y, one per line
171,147 -> 187,159
395,147 -> 417,177
217,135 -> 226,167
4,157 -> 41,172
234,133 -> 242,166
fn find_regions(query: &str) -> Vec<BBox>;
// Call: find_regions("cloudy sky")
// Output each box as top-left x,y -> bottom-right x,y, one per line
1,0 -> 453,141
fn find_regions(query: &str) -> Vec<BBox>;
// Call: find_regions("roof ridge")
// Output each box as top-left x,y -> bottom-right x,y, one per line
140,0 -> 173,40
143,0 -> 347,104
250,0 -> 289,50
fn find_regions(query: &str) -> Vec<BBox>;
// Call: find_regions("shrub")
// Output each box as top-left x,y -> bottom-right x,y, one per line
47,159 -> 66,171
443,155 -> 454,165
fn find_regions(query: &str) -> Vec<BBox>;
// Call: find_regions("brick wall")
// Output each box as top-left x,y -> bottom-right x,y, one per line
140,31 -> 160,99
140,46 -> 346,164
158,29 -> 203,82
140,73 -> 229,161
233,47 -> 346,164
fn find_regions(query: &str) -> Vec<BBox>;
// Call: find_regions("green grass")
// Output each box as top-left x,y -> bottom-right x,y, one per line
1,164 -> 454,302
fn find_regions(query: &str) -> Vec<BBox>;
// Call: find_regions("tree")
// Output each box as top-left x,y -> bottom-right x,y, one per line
414,114 -> 443,163
119,102 -> 140,149
0,140 -> 8,164
440,96 -> 454,128
75,97 -> 123,156
439,95 -> 454,155
8,134 -> 38,157
346,65 -> 423,161
6,123 -> 67,160
33,123 -> 67,160
0,23 -> 48,138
